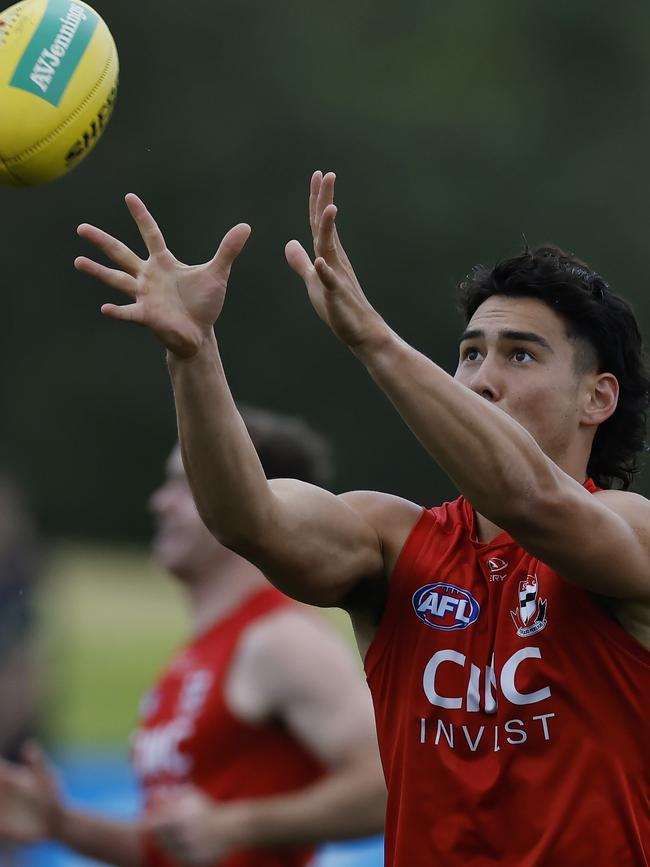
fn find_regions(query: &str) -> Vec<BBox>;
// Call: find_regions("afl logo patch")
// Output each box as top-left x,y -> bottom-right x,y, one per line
412,583 -> 480,630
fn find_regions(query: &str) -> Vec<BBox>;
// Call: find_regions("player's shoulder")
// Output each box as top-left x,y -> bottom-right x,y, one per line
339,490 -> 422,544
238,603 -> 347,666
594,488 -> 650,523
595,488 -> 648,505
231,604 -> 360,712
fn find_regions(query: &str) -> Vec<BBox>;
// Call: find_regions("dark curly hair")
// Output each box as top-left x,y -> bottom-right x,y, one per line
458,245 -> 650,490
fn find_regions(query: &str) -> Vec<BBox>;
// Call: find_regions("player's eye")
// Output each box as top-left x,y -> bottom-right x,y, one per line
511,348 -> 534,363
461,346 -> 482,361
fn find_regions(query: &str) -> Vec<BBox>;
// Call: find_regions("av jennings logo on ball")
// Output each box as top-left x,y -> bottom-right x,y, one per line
412,583 -> 480,630
10,0 -> 98,106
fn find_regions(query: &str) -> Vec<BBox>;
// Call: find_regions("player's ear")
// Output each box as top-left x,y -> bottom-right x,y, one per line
582,372 -> 618,427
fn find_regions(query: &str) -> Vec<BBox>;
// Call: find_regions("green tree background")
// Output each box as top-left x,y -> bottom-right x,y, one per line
3,0 -> 650,542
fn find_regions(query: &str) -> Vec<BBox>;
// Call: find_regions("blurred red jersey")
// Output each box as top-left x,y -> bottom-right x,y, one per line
132,586 -> 325,867
365,481 -> 650,866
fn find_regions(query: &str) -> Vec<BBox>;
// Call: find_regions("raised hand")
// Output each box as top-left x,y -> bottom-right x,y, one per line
75,195 -> 251,358
0,743 -> 62,842
285,171 -> 386,350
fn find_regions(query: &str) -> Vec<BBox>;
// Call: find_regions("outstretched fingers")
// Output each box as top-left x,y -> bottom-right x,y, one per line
314,256 -> 342,292
316,201 -> 354,273
309,171 -> 351,269
209,223 -> 251,276
74,256 -> 138,297
77,224 -> 142,275
316,203 -> 338,261
124,193 -> 168,256
285,239 -> 314,282
314,172 -> 336,235
285,240 -> 340,293
309,170 -> 323,238
100,302 -> 145,324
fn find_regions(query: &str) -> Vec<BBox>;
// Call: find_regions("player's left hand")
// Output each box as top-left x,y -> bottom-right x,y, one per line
74,195 -> 251,358
285,171 -> 388,352
148,787 -> 247,865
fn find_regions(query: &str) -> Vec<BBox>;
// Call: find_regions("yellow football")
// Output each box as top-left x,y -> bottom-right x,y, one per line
0,0 -> 118,185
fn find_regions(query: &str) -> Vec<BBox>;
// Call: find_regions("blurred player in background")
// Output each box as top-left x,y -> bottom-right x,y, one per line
65,171 -> 650,865
0,474 -> 42,867
0,407 -> 386,866
0,474 -> 41,761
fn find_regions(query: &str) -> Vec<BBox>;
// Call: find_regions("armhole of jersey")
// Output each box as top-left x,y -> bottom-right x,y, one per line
364,506 -> 435,678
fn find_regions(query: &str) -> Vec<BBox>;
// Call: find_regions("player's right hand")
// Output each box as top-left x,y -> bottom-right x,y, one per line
75,194 -> 251,358
0,742 -> 62,842
285,171 -> 388,352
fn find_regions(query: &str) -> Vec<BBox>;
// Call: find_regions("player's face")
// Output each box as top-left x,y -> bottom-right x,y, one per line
149,447 -> 225,579
454,295 -> 591,464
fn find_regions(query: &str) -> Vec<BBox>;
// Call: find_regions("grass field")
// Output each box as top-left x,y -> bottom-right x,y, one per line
38,544 -> 357,746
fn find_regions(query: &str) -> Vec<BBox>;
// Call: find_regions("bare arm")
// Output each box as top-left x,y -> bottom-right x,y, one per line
0,744 -> 143,867
75,195 -> 392,606
285,171 -> 650,602
355,333 -> 650,600
42,810 -> 143,867
148,610 -> 386,864
167,339 -> 388,605
234,609 -> 386,843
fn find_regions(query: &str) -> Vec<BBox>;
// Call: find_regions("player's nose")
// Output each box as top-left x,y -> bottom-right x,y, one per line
467,358 -> 502,402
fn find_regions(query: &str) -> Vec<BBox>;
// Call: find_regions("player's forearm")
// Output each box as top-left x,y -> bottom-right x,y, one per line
232,751 -> 386,848
52,806 -> 143,867
167,334 -> 274,551
354,327 -> 559,528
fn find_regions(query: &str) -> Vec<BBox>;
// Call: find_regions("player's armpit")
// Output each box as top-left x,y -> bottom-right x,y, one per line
338,490 -> 423,583
249,483 -> 418,608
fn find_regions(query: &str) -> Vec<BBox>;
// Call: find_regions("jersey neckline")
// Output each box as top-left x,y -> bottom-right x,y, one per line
462,477 -> 600,549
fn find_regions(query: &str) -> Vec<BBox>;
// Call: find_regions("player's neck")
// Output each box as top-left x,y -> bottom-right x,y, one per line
185,556 -> 269,635
473,513 -> 505,544
474,452 -> 590,543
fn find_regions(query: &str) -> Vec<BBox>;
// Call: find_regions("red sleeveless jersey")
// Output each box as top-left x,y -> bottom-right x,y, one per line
365,482 -> 650,866
132,586 -> 325,867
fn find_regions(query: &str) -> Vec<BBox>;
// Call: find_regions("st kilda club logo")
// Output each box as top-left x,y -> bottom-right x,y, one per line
510,574 -> 548,638
412,583 -> 480,630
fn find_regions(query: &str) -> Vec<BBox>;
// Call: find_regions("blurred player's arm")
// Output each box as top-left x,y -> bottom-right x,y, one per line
149,609 -> 386,864
286,172 -> 650,603
0,743 -> 144,866
75,195 -> 419,607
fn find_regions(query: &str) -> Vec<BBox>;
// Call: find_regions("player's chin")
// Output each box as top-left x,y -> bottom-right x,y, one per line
151,538 -> 179,570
